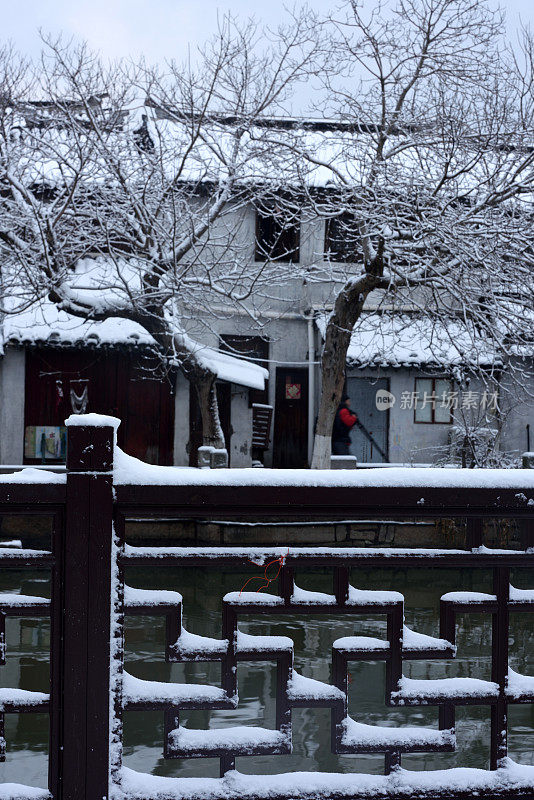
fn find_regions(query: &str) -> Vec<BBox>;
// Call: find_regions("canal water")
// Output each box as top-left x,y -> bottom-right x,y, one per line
0,564 -> 533,789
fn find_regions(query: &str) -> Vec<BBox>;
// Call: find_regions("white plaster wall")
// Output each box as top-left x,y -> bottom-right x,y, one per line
388,371 -> 451,464
0,347 -> 26,464
499,362 -> 534,457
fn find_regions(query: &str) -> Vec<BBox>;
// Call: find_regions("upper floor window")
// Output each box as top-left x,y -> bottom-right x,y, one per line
255,201 -> 300,263
324,213 -> 361,263
414,377 -> 454,424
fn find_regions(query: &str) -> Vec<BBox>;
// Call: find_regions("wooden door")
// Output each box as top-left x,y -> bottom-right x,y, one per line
346,376 -> 389,463
124,355 -> 175,465
24,348 -> 174,465
272,368 -> 308,468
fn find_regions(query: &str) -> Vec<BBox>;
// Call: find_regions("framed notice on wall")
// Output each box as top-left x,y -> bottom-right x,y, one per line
24,426 -> 67,461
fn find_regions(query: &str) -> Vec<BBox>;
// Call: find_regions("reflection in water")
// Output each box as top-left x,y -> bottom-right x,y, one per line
0,565 -> 533,789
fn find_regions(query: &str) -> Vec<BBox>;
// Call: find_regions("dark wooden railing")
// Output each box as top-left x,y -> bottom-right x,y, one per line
0,415 -> 533,799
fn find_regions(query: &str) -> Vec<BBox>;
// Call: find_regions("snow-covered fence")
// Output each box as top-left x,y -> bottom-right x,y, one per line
0,414 -> 533,799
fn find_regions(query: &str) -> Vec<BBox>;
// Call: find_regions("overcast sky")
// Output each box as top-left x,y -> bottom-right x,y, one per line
3,0 -> 534,67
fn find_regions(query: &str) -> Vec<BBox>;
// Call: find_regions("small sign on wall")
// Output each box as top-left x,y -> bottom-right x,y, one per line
285,382 -> 301,400
25,426 -> 67,461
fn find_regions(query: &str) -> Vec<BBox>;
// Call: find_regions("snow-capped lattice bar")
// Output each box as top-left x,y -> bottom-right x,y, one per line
0,414 -> 533,799
118,547 -> 534,786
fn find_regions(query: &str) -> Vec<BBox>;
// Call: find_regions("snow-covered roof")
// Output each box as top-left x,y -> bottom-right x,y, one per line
316,314 -> 500,369
1,300 -> 269,391
2,300 -> 155,350
192,348 -> 268,391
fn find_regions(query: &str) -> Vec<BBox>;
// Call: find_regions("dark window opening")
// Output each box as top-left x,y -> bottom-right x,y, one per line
255,203 -> 300,263
324,213 -> 362,263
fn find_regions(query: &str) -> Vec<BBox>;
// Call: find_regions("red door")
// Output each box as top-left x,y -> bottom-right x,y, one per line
24,348 -> 174,465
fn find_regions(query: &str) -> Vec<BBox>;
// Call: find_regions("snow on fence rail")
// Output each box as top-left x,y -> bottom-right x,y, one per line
0,414 -> 533,799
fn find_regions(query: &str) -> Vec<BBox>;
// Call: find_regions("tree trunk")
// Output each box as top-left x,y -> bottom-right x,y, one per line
193,371 -> 226,450
140,321 -> 227,456
311,275 -> 378,469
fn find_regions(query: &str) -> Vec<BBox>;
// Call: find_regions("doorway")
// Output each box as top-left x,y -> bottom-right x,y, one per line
272,368 -> 309,468
346,376 -> 389,463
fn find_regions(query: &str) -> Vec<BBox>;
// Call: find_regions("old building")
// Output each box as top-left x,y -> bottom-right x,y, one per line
1,200 -> 532,468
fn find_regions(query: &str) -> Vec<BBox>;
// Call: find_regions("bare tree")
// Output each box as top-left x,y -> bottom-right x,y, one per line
282,0 -> 534,467
0,17 -> 317,454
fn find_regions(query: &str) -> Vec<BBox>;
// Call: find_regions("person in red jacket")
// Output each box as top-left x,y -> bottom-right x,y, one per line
332,393 -> 358,455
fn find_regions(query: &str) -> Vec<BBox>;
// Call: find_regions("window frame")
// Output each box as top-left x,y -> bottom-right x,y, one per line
414,376 -> 454,425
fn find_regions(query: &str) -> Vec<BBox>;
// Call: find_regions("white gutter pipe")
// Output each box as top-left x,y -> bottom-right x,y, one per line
307,314 -> 315,465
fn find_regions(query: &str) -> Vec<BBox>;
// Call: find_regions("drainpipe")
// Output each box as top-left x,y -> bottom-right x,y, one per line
307,314 -> 315,465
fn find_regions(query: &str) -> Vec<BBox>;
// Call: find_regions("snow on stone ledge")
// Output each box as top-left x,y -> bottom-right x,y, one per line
118,758 -> 534,799
113,446 -> 534,490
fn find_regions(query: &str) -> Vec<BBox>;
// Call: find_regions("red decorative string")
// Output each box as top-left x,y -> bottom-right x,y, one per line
239,548 -> 289,596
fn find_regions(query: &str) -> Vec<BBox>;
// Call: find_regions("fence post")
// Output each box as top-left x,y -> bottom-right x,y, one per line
58,415 -> 117,799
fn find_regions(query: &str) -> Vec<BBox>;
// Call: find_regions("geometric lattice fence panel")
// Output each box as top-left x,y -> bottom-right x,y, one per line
120,547 -> 534,796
